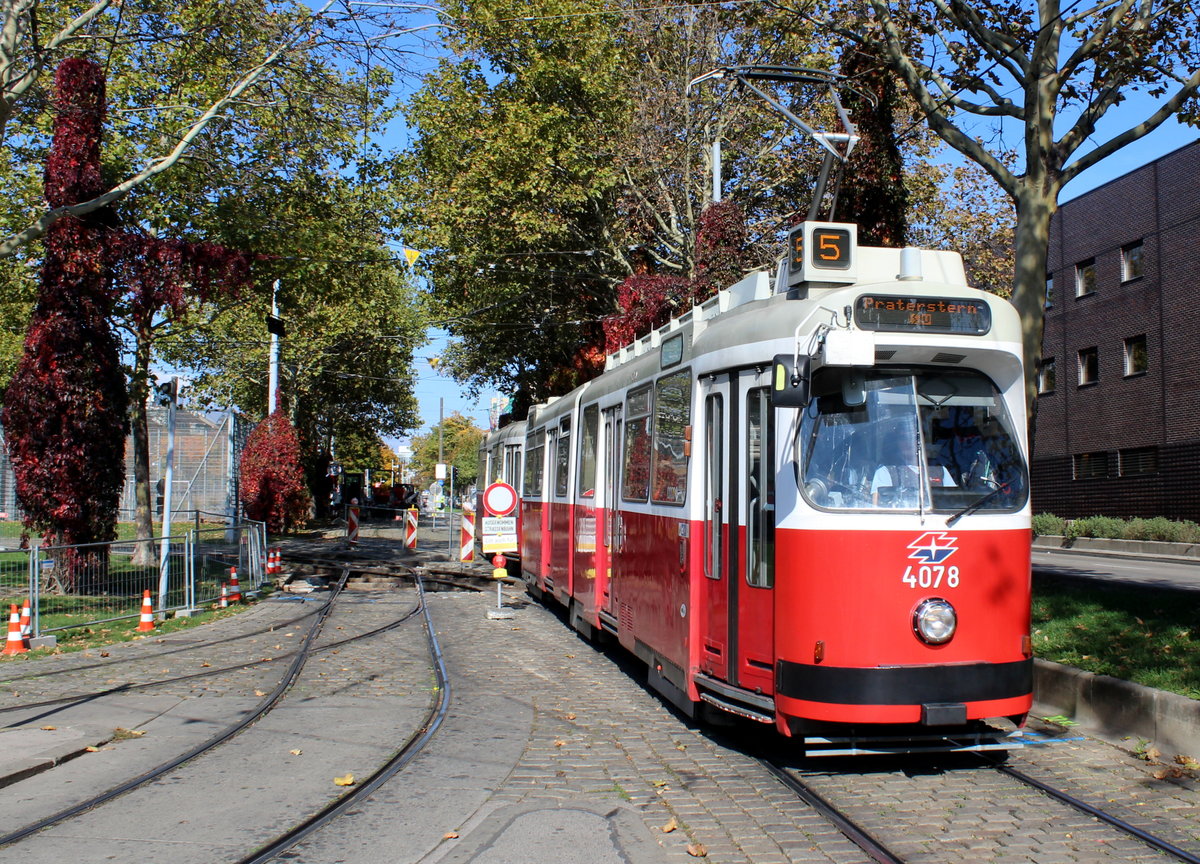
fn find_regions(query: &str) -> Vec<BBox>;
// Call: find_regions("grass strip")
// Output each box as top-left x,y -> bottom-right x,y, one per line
1033,576 -> 1200,700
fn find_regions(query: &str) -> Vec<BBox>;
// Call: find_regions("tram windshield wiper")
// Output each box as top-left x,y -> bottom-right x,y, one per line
946,483 -> 1008,527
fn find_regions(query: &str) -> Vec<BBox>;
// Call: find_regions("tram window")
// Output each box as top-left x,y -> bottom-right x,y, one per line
651,370 -> 691,505
578,404 -> 598,497
623,385 -> 653,501
554,419 -> 571,498
797,369 -> 1028,514
704,394 -> 724,581
746,387 -> 774,588
523,429 -> 546,499
504,446 -> 520,485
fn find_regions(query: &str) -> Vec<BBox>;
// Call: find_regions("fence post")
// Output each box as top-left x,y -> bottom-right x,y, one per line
187,531 -> 196,614
27,543 -> 36,639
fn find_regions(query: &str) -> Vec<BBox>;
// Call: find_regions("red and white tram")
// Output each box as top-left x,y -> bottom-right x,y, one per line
478,222 -> 1032,755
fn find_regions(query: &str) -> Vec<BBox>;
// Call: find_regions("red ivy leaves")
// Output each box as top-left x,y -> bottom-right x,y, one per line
602,201 -> 750,354
44,58 -> 106,208
111,233 -> 255,324
3,59 -> 126,557
240,411 -> 312,533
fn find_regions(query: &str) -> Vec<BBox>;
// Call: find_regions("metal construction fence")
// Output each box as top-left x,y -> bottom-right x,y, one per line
0,517 -> 267,640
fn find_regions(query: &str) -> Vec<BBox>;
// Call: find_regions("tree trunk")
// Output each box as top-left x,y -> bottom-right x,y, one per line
130,335 -> 156,566
1010,183 -> 1058,442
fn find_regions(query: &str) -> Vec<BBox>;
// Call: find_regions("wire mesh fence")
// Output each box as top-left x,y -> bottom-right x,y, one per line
0,519 -> 266,639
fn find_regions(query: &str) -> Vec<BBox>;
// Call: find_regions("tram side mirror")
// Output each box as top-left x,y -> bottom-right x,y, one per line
841,370 -> 866,407
771,354 -> 810,407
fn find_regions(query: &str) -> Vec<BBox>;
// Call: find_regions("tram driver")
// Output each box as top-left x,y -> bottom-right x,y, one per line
870,430 -> 956,508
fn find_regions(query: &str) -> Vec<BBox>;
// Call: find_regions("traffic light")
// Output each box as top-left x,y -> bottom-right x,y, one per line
156,379 -> 177,406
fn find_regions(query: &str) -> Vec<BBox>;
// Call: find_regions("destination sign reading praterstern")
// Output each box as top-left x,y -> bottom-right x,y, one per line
855,295 -> 992,335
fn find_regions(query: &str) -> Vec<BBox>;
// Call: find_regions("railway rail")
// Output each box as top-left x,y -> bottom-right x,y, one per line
0,560 -> 459,860
760,748 -> 1200,864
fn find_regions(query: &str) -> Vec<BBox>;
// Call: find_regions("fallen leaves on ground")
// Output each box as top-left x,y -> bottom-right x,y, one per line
661,818 -> 677,833
333,774 -> 355,786
443,832 -> 460,840
40,725 -> 56,731
290,749 -> 303,756
686,842 -> 707,857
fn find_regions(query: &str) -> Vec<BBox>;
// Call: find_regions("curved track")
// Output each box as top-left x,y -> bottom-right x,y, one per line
237,572 -> 451,863
0,565 -> 439,850
763,748 -> 1200,864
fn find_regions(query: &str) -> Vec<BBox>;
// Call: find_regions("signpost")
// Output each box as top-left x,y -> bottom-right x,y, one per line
480,481 -> 518,555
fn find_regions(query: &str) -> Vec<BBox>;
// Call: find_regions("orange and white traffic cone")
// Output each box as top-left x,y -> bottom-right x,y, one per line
136,590 -> 156,632
18,599 -> 31,640
2,604 -> 28,655
228,566 -> 242,603
219,583 -> 228,608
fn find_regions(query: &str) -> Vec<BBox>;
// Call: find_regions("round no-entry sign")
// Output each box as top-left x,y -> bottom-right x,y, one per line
482,481 -> 518,517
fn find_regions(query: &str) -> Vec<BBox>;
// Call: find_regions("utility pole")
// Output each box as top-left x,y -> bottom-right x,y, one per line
712,138 -> 722,203
267,280 -> 281,414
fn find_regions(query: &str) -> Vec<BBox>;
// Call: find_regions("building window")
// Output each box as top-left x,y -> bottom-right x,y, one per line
1075,258 -> 1096,297
1124,335 -> 1148,376
1073,451 -> 1111,480
1037,358 -> 1056,394
1078,347 -> 1099,386
1122,241 -> 1144,281
1119,446 -> 1158,476
1045,274 -> 1054,309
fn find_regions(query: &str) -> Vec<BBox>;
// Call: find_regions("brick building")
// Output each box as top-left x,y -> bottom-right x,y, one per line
1032,139 -> 1200,520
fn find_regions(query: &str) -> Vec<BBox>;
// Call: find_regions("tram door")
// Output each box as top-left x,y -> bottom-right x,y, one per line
600,405 -> 622,618
735,371 -> 775,696
698,375 -> 731,679
700,370 -> 775,694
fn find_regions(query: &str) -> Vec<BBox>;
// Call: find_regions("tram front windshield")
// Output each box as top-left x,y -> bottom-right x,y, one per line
797,369 -> 1028,513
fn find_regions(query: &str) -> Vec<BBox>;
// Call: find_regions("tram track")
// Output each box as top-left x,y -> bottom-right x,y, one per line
0,601 -> 326,689
0,566 -> 366,848
0,593 -> 426,722
763,748 -> 1200,864
0,554 -> 463,863
236,571 -> 451,863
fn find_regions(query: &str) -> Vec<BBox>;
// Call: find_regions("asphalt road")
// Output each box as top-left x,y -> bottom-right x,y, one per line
1032,547 -> 1200,592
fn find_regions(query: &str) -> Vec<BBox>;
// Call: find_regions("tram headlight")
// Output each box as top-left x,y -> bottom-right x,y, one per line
913,598 -> 957,645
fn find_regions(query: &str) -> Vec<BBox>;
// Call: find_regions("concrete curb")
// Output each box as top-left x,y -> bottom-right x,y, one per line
1034,658 -> 1200,759
0,726 -> 110,789
1033,534 -> 1200,563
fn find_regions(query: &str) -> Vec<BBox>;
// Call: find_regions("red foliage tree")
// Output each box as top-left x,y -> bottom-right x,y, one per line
602,273 -> 691,354
602,201 -> 749,355
1,58 -> 127,576
112,231 -> 255,560
693,200 -> 751,297
239,411 -> 312,533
